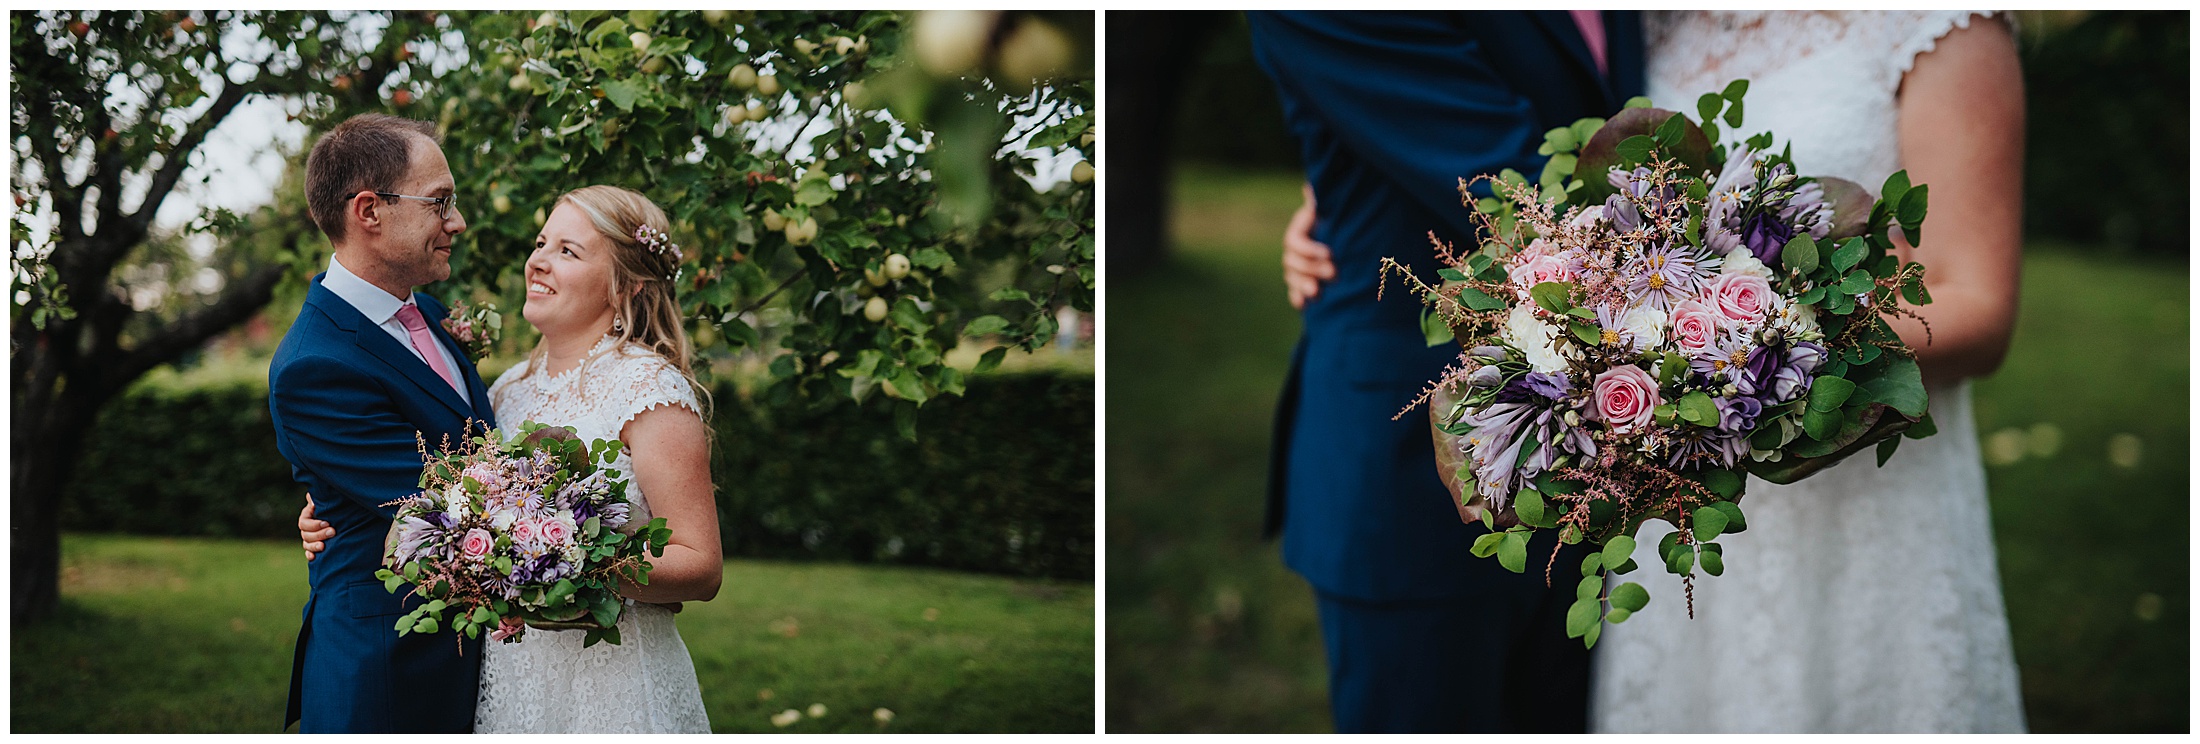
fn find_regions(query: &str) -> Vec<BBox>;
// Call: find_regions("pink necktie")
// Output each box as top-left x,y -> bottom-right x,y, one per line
394,303 -> 460,393
1570,10 -> 1609,78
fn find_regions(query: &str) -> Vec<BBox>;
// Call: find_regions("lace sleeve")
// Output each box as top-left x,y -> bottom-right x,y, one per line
606,352 -> 703,437
1892,10 -> 2007,77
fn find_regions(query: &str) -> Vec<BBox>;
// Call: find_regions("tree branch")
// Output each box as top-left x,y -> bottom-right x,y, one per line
123,60 -> 262,240
101,261 -> 288,394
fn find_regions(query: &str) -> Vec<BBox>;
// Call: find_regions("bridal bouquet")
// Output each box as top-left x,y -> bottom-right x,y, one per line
1386,80 -> 1935,647
377,422 -> 673,648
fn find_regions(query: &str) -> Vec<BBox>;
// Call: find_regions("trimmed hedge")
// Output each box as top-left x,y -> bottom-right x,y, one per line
60,372 -> 1094,580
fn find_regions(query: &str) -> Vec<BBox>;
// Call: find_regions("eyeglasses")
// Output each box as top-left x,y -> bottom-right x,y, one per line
375,191 -> 459,220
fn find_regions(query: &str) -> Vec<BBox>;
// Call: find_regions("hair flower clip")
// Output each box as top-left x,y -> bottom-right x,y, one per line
634,224 -> 683,262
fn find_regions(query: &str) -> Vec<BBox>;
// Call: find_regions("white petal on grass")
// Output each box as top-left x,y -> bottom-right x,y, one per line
874,708 -> 896,724
1984,428 -> 2028,467
2027,422 -> 2063,458
771,709 -> 803,727
2108,433 -> 2144,469
807,703 -> 828,718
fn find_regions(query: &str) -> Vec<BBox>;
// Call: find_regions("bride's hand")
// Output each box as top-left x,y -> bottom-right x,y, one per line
1283,182 -> 1336,309
300,493 -> 333,561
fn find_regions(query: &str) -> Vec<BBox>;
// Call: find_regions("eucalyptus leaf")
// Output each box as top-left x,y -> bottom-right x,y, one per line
1601,535 -> 1637,572
1609,581 -> 1650,612
1691,505 -> 1729,542
1780,234 -> 1819,274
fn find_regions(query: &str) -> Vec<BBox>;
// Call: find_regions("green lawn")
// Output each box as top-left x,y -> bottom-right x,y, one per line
1105,168 -> 2188,733
13,533 -> 1094,733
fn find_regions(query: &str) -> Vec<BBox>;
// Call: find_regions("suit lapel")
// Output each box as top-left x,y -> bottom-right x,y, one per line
1529,10 -> 1610,105
305,280 -> 473,420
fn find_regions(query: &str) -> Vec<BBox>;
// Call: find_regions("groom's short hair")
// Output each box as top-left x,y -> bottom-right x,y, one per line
304,114 -> 440,244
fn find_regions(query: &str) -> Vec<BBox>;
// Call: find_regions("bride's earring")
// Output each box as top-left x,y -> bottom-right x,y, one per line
613,315 -> 625,334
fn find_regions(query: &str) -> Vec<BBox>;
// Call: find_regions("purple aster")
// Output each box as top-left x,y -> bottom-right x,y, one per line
1767,341 -> 1828,403
1624,242 -> 1706,312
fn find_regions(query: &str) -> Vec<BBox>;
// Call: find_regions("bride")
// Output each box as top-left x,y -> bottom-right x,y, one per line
302,185 -> 720,733
1589,10 -> 2027,733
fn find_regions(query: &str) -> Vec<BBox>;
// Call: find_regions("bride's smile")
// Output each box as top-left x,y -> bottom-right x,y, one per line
522,203 -> 623,347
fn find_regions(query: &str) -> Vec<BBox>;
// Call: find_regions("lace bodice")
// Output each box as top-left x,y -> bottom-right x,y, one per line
1593,11 -> 2026,733
473,335 -> 711,733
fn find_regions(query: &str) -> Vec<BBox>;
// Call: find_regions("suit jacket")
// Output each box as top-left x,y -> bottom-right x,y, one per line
1248,11 -> 1646,601
272,274 -> 495,732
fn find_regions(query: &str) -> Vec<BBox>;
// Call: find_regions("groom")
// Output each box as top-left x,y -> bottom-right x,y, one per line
1246,11 -> 1645,733
271,113 -> 494,733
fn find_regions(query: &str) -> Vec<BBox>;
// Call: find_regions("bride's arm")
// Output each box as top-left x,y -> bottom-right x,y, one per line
1889,17 -> 2026,387
616,404 -> 723,604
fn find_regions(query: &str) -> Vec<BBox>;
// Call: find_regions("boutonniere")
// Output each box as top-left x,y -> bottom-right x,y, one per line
441,299 -> 503,360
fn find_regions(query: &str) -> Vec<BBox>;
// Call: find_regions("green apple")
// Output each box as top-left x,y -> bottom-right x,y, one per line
1071,161 -> 1094,184
629,31 -> 653,52
640,55 -> 667,74
863,296 -> 889,322
883,253 -> 911,280
756,74 -> 781,96
724,105 -> 748,125
761,209 -> 786,232
493,194 -> 513,214
701,9 -> 730,27
997,17 -> 1072,86
727,63 -> 757,89
508,71 -> 531,92
912,10 -> 997,77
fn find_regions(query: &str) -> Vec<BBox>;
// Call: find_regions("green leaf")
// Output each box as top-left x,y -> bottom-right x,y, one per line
1898,184 -> 1930,226
1655,112 -> 1688,148
471,605 -> 497,625
1600,535 -> 1637,573
1667,545 -> 1695,576
1830,238 -> 1868,272
1711,501 -> 1747,533
383,575 -> 404,593
1496,530 -> 1529,573
1529,281 -> 1573,314
600,79 -> 642,113
1623,96 -> 1654,110
1678,391 -> 1718,426
1722,100 -> 1744,128
1576,575 -> 1603,603
1858,356 -> 1928,417
1438,268 -> 1469,282
1566,596 -> 1601,638
1456,285 -> 1507,311
1605,607 -> 1633,624
1802,405 -> 1844,441
1881,170 -> 1912,212
1722,79 -> 1750,102
1876,435 -> 1903,466
1580,551 -> 1603,575
1617,135 -> 1655,165
974,346 -> 1009,374
1704,469 -> 1743,497
1696,93 -> 1724,124
1609,581 -> 1650,612
1836,270 -> 1876,295
1808,375 -> 1857,412
1544,125 -> 1580,153
1905,412 -> 1940,440
1691,505 -> 1729,542
964,314 -> 1010,337
1700,543 -> 1726,576
1780,234 -> 1819,274
1570,321 -> 1602,346
1514,488 -> 1548,528
1470,531 -> 1505,559
1421,307 -> 1454,347
1585,619 -> 1602,649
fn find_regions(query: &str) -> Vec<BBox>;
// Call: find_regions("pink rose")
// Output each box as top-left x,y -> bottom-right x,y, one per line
1591,363 -> 1662,431
1710,272 -> 1773,325
1670,300 -> 1720,352
509,517 -> 539,545
461,528 -> 493,559
1509,253 -> 1572,290
539,516 -> 574,547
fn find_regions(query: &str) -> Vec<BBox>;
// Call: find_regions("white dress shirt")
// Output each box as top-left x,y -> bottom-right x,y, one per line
324,255 -> 470,404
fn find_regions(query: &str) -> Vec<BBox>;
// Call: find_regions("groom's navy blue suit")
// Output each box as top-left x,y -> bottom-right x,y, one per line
272,275 -> 494,732
1247,11 -> 1644,732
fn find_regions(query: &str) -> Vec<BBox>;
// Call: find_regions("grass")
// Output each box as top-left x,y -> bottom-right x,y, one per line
1104,167 -> 2188,733
12,533 -> 1094,733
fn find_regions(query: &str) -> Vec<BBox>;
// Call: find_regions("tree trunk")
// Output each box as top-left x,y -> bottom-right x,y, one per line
11,346 -> 103,625
1104,11 -> 1224,277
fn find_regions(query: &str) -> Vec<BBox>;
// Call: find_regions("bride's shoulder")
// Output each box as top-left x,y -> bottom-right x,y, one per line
596,342 -> 699,403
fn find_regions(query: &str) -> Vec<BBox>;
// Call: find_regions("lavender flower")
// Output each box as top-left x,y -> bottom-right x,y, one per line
1623,242 -> 1706,312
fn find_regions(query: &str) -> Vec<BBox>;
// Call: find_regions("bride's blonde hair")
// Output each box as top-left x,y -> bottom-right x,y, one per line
512,185 -> 710,418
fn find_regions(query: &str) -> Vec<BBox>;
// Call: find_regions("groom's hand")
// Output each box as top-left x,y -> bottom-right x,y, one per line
1283,182 -> 1336,309
300,494 -> 334,561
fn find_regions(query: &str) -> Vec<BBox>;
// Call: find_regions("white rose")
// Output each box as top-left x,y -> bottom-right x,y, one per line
1617,304 -> 1669,353
1722,247 -> 1775,282
1504,304 -> 1568,373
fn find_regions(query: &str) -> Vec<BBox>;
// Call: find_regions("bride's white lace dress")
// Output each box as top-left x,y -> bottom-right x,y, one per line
1591,10 -> 2026,733
473,336 -> 712,733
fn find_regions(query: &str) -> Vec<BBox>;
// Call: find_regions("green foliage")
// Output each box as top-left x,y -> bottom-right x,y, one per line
60,371 -> 1093,580
424,11 -> 1093,427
